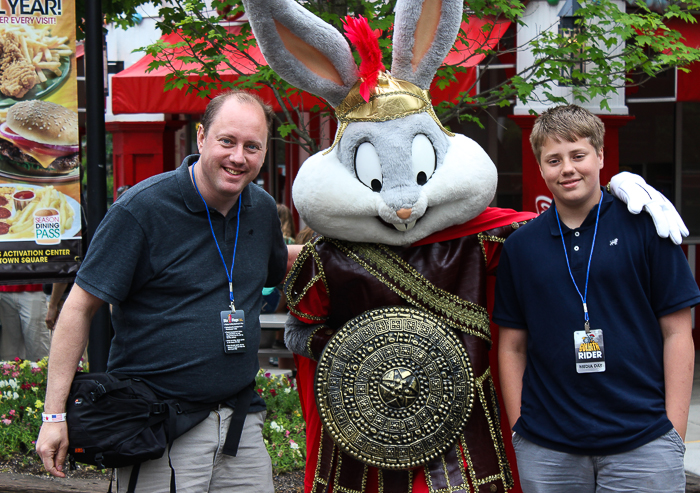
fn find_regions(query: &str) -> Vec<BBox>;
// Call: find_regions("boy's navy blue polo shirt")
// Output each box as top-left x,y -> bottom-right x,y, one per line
493,190 -> 700,455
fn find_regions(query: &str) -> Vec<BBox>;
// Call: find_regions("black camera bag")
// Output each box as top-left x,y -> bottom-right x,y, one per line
65,372 -> 256,492
66,372 -> 180,469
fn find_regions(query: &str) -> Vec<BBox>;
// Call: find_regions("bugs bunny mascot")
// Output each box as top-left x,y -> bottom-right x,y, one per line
242,1 -> 687,491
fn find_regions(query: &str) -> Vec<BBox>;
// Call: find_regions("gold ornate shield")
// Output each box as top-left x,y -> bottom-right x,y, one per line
315,306 -> 474,469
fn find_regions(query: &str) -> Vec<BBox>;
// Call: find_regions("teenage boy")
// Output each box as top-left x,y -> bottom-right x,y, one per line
493,104 -> 700,493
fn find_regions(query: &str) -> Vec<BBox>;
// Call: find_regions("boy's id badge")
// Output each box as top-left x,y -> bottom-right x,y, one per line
573,329 -> 605,373
221,310 -> 246,354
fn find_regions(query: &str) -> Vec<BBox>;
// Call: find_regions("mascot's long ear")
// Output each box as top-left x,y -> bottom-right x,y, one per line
242,0 -> 359,108
391,0 -> 463,89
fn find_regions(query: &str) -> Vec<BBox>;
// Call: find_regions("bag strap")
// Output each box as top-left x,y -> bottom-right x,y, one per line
90,379 -> 132,402
222,380 -> 256,457
126,463 -> 140,493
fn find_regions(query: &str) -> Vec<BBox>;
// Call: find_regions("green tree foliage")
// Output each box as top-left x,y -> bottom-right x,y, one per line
141,0 -> 700,153
75,0 -> 156,40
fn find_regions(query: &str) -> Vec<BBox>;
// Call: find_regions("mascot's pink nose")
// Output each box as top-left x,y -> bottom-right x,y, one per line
396,208 -> 412,220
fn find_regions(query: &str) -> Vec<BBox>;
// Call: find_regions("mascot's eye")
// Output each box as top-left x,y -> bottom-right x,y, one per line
412,134 -> 436,186
354,142 -> 383,192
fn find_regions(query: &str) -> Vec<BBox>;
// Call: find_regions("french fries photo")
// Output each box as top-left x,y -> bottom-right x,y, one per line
1,186 -> 74,239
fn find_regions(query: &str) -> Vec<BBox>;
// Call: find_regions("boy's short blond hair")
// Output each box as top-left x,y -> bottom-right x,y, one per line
530,105 -> 605,164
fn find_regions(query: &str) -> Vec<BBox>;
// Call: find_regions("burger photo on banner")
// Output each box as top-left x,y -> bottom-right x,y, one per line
0,0 -> 82,284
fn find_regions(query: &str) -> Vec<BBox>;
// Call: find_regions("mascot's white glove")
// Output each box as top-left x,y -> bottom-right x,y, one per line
610,172 -> 688,245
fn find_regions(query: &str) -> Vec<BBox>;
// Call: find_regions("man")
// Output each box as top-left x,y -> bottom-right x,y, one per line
494,105 -> 700,492
0,283 -> 49,360
36,91 -> 293,492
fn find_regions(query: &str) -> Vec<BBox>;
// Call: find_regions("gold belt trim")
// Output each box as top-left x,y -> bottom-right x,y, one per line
328,239 -> 491,343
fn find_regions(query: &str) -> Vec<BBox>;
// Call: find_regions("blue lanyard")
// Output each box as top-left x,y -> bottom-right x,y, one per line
554,192 -> 603,333
191,162 -> 241,312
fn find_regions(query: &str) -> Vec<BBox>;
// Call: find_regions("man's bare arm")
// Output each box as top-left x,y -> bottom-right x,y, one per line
36,285 -> 104,477
660,307 -> 694,441
498,327 -> 528,430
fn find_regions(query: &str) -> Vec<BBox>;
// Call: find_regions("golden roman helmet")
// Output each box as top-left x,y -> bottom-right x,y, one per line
325,72 -> 454,154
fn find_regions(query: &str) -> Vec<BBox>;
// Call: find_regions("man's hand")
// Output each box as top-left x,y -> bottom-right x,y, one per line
610,172 -> 689,245
36,422 -> 69,477
45,303 -> 59,330
46,283 -> 68,330
287,245 -> 302,275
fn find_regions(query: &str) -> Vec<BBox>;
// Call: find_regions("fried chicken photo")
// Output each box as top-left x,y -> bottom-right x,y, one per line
0,32 -> 37,98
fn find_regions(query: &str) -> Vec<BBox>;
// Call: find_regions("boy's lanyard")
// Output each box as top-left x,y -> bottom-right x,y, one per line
554,193 -> 603,334
191,162 -> 241,312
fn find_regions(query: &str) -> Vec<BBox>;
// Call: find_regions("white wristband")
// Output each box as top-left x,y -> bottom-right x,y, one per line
42,413 -> 66,422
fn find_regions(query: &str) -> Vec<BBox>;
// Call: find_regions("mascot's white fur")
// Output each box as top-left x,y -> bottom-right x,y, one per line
242,1 -> 688,492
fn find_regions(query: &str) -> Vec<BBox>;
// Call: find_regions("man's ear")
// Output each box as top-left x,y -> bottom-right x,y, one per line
196,124 -> 205,153
598,148 -> 604,169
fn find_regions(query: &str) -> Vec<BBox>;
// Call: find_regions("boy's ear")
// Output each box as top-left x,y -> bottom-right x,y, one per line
598,148 -> 604,169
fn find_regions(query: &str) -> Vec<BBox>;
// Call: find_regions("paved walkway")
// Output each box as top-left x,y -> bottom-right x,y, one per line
0,473 -> 109,493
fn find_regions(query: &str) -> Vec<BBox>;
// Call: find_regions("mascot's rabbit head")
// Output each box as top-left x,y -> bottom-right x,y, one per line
242,0 -> 497,246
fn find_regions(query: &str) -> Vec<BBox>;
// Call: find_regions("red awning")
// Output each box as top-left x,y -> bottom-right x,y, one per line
111,18 -> 511,115
432,17 -> 511,103
112,25 -> 321,114
667,17 -> 700,102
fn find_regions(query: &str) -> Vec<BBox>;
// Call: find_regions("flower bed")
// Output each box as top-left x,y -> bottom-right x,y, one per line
256,370 -> 306,474
0,358 -> 51,465
0,359 -> 306,474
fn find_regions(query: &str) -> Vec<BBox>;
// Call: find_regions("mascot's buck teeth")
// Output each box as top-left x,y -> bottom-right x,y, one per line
393,220 -> 416,232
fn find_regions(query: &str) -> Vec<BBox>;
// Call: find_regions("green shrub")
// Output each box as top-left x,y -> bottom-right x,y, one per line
256,370 -> 306,474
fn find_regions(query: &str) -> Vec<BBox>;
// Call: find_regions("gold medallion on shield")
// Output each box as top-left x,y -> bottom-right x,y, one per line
315,306 -> 474,469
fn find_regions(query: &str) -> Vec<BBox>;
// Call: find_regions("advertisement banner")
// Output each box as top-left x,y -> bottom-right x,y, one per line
0,0 -> 80,284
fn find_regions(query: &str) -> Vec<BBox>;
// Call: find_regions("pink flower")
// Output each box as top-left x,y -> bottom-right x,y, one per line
285,430 -> 290,437
264,372 -> 271,378
2,419 -> 11,426
11,372 -> 19,378
31,368 -> 41,374
9,410 -> 16,416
